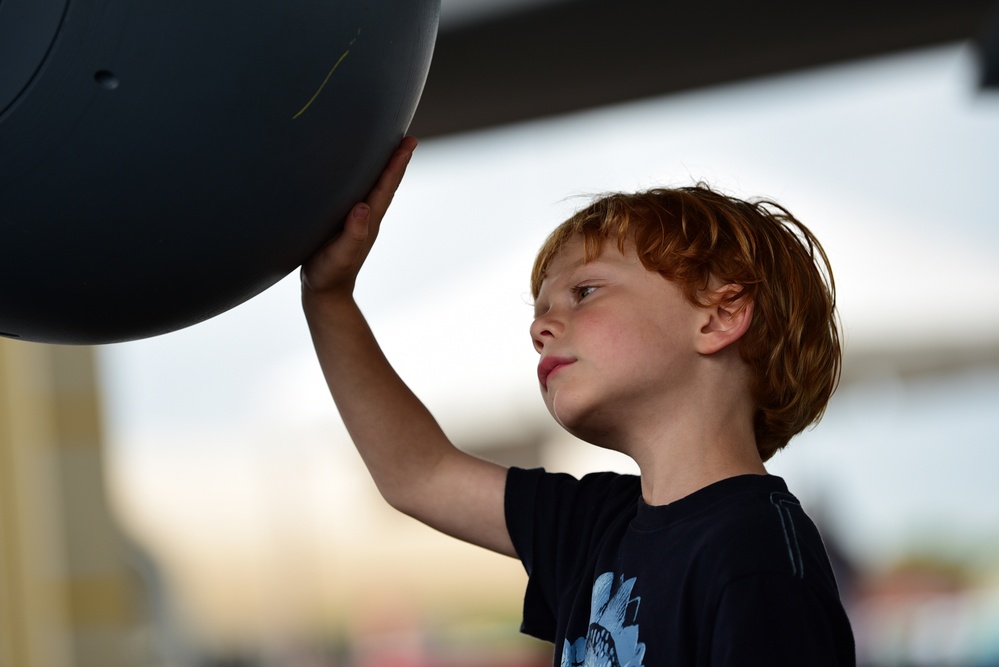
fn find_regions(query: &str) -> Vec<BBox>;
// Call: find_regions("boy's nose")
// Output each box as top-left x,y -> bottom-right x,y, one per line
530,311 -> 562,353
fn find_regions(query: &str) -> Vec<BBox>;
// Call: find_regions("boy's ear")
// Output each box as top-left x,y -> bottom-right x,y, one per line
696,284 -> 753,355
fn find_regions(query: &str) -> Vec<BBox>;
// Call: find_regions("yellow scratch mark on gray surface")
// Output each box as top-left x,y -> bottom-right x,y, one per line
293,29 -> 361,120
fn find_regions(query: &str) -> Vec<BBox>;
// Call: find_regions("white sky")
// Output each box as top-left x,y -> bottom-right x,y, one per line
98,43 -> 999,568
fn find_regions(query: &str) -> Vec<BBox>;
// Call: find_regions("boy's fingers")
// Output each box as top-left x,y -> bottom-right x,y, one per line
365,137 -> 418,225
302,137 -> 417,292
302,204 -> 371,290
327,204 -> 371,268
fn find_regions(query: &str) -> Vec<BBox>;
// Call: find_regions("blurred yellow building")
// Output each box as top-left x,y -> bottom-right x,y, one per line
0,340 -> 146,667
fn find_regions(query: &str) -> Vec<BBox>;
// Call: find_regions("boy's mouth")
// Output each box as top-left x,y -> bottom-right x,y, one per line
538,356 -> 575,390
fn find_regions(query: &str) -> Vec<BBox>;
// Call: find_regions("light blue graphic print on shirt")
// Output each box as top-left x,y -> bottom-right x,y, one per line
561,572 -> 647,667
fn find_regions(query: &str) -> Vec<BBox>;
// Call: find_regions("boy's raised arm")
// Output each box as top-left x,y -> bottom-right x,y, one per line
301,137 -> 515,558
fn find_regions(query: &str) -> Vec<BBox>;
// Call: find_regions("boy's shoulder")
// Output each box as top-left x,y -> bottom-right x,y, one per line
507,468 -> 830,575
634,474 -> 808,550
650,475 -> 844,612
510,469 -> 817,557
554,470 -> 832,584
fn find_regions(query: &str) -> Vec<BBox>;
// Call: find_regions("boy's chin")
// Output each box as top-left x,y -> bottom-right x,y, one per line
547,398 -> 619,448
545,393 -> 583,432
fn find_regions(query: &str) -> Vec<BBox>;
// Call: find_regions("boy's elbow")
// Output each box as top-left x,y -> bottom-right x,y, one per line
368,450 -> 464,526
378,485 -> 440,530
370,472 -> 433,520
379,486 -> 416,517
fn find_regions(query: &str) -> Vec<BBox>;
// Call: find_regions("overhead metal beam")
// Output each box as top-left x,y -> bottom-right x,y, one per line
411,0 -> 997,137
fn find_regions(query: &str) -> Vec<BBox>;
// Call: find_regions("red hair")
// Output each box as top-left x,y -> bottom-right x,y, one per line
531,185 -> 841,461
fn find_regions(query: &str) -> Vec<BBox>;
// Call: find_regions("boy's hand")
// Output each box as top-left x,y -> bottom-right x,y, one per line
301,136 -> 418,297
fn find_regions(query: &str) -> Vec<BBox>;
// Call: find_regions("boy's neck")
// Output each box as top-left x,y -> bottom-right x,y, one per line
637,442 -> 767,506
624,392 -> 767,507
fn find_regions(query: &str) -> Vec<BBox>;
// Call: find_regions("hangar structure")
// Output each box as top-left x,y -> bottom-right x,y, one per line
414,0 -> 999,137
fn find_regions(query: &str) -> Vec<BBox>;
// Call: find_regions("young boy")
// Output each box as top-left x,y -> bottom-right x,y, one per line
301,137 -> 856,665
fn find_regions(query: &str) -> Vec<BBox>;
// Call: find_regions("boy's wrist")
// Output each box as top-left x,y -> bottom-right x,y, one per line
301,283 -> 358,319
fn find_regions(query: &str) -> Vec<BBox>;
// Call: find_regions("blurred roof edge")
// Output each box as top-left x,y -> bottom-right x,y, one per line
840,339 -> 999,388
415,0 -> 998,137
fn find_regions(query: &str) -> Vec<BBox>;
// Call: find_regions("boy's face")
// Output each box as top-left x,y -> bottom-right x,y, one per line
531,235 -> 707,448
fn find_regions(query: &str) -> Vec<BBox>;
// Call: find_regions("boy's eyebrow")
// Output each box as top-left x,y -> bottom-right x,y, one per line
548,255 -> 603,280
541,254 -> 619,290
533,256 -> 612,316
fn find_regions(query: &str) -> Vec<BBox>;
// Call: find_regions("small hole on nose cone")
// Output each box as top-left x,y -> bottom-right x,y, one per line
94,70 -> 120,90
0,331 -> 21,339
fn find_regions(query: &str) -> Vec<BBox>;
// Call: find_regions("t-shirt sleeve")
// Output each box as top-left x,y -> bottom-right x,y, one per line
504,467 -> 543,577
504,466 -> 641,643
504,466 -> 563,640
710,572 -> 856,666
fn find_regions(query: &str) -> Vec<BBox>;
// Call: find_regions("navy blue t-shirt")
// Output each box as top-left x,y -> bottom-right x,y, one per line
504,467 -> 855,666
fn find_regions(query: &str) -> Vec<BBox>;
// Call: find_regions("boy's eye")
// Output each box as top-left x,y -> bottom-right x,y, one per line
574,285 -> 596,301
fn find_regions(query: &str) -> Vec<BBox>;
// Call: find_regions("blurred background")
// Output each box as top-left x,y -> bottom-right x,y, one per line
3,0 -> 999,665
